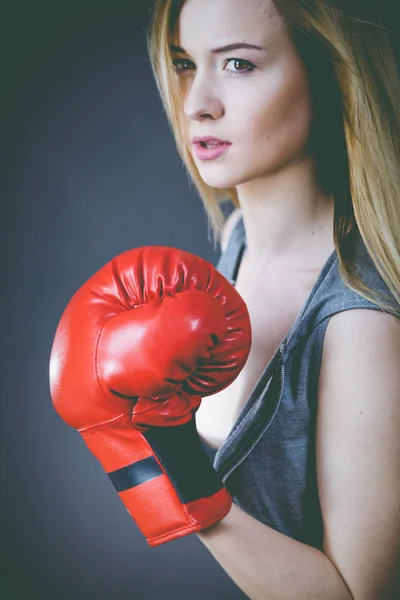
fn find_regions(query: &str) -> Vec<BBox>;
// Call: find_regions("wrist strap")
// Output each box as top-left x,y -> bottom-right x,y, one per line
107,418 -> 224,503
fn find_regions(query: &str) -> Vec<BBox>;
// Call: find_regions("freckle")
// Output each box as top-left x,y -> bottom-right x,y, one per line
360,412 -> 363,414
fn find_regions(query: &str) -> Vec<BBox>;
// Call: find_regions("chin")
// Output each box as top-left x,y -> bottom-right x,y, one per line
197,165 -> 249,190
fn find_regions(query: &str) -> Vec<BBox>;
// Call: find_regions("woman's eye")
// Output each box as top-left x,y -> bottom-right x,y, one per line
172,58 -> 255,75
224,58 -> 255,74
172,59 -> 195,74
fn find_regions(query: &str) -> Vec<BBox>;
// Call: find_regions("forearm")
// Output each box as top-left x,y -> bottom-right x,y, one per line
196,503 -> 353,600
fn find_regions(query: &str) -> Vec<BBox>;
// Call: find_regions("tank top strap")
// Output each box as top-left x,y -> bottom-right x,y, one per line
215,214 -> 247,285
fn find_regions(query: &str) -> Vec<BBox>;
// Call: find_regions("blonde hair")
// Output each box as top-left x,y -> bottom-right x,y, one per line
146,0 -> 400,319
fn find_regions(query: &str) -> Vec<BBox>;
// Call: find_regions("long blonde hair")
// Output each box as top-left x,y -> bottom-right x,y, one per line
146,0 -> 400,319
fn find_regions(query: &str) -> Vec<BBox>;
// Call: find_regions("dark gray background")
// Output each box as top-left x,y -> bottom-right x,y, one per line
1,1 -> 242,598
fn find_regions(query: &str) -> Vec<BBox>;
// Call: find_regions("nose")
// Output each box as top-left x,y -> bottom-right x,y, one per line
183,72 -> 224,121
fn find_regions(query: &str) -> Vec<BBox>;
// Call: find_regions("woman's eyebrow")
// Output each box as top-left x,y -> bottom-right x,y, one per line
170,42 -> 266,54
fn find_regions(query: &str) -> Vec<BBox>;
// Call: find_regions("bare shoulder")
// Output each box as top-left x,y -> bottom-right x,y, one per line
321,307 -> 400,361
320,308 -> 400,387
221,207 -> 242,252
316,308 -> 400,599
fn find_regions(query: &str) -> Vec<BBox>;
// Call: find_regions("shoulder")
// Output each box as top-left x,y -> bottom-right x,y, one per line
316,308 -> 400,599
318,309 -> 400,429
320,307 -> 400,375
221,207 -> 242,253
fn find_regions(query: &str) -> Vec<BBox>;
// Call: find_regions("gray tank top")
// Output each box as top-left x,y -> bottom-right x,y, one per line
200,214 -> 396,549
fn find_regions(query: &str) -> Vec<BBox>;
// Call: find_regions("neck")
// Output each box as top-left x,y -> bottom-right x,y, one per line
236,157 -> 335,270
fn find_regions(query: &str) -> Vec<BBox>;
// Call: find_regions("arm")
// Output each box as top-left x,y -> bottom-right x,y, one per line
197,309 -> 400,600
197,503 -> 352,600
315,309 -> 400,600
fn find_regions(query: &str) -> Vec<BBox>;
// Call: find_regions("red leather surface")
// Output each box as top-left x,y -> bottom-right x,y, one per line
49,246 -> 251,544
83,421 -> 232,546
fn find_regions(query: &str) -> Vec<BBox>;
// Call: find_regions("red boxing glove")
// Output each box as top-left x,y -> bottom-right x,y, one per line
49,246 -> 251,546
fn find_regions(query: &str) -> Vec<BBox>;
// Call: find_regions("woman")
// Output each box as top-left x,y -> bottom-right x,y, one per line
146,1 -> 400,598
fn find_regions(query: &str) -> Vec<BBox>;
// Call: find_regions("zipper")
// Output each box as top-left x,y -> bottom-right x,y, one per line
219,346 -> 286,484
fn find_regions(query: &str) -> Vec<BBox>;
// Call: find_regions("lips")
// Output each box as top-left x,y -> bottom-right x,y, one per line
191,136 -> 231,146
192,141 -> 231,160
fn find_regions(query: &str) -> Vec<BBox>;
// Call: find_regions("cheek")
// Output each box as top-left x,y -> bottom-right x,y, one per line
247,64 -> 313,160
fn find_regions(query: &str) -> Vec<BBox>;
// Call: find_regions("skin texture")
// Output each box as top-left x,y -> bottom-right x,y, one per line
173,0 -> 335,267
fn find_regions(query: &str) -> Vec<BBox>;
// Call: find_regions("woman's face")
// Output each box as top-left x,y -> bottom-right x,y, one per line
172,0 -> 313,189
